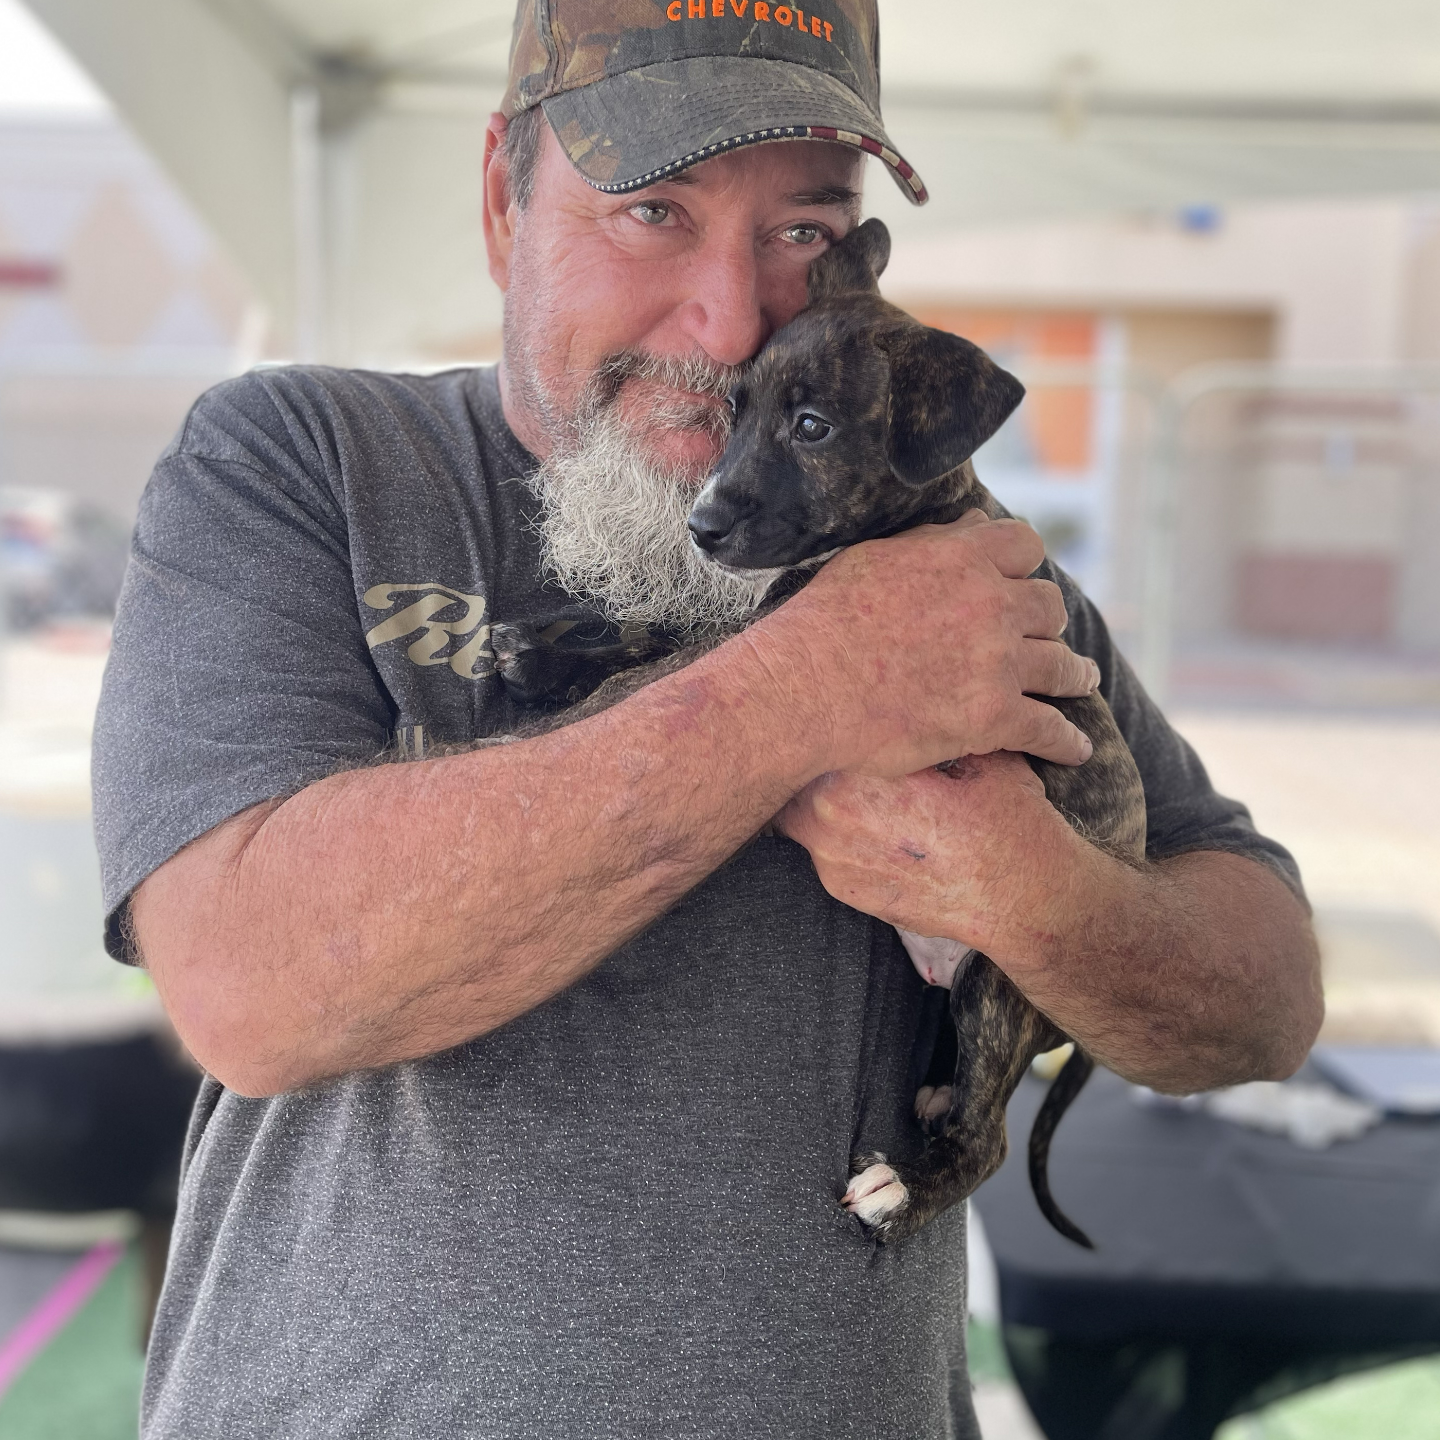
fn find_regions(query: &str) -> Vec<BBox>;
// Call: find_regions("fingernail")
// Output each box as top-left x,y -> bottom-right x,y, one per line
1087,661 -> 1101,692
1080,735 -> 1093,761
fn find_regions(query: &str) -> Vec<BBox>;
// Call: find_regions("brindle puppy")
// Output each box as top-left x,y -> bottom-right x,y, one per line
685,219 -> 1146,1246
492,219 -> 1146,1247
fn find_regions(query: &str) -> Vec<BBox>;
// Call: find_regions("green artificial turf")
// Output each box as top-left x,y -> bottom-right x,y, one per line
0,1246 -> 143,1440
1216,1354 -> 1440,1440
966,1317 -> 1013,1385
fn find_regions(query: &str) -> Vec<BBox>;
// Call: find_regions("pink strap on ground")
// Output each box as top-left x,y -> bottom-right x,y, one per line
0,1240 -> 125,1399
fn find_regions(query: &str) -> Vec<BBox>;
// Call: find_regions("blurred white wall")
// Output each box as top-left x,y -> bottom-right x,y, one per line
884,197 -> 1440,367
0,0 -> 105,116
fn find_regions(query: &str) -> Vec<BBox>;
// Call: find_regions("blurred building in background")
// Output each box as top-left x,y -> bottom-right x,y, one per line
0,115 -> 241,1203
0,115 -> 253,627
887,198 -> 1440,700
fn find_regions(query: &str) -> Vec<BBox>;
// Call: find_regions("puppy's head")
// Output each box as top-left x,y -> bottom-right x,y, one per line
689,218 -> 1024,571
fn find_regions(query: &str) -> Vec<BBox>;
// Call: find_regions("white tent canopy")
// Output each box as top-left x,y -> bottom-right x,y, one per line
21,0 -> 1440,361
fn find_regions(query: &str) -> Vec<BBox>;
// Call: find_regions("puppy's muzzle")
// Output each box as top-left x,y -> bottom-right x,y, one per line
687,495 -> 753,555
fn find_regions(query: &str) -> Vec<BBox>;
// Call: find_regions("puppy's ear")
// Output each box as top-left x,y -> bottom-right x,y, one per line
880,326 -> 1025,485
806,218 -> 891,303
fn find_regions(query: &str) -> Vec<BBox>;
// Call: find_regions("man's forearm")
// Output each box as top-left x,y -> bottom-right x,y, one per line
995,846 -> 1323,1093
133,517 -> 1102,1098
135,636 -> 825,1097
776,760 -> 1323,1094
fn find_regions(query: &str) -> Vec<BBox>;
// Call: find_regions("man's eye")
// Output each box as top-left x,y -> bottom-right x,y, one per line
783,223 -> 826,246
794,413 -> 832,443
632,202 -> 671,226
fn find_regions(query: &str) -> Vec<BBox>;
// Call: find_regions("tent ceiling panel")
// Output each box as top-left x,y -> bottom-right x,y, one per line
19,0 -> 1440,361
868,117 -> 1440,240
261,0 -> 508,58
23,0 -> 298,329
234,0 -> 512,83
883,1 -> 1440,101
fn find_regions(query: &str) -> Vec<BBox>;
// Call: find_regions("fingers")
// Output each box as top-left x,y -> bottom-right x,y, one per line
952,508 -> 991,531
1017,638 -> 1101,699
950,517 -> 1070,640
1009,697 -> 1094,766
1010,575 -> 1069,640
772,797 -> 805,845
773,784 -> 823,846
961,516 -> 1047,579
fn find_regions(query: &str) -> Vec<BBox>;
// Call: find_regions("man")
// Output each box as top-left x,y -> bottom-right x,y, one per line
93,2 -> 1322,1435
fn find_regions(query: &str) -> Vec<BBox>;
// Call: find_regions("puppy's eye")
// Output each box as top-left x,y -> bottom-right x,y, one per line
794,413 -> 832,444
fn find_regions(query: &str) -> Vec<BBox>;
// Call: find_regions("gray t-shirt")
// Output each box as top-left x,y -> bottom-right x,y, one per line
93,364 -> 1302,1440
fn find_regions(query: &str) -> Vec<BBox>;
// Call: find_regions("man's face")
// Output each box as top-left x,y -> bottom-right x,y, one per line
488,121 -> 863,475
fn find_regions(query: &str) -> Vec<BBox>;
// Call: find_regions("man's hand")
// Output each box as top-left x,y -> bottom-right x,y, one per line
776,758 -> 1323,1093
775,754 -> 1079,958
135,506 -> 1099,1096
750,511 -> 1101,780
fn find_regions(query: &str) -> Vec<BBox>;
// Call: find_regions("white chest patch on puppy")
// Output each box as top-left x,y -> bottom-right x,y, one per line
898,930 -> 975,989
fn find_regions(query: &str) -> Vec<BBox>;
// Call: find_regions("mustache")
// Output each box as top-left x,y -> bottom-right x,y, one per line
580,350 -> 749,432
525,396 -> 771,634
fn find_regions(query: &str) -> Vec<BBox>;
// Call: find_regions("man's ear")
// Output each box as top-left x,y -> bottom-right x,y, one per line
880,326 -> 1025,485
807,218 -> 891,303
482,112 -> 518,292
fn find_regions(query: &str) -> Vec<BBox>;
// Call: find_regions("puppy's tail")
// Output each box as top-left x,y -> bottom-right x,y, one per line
1027,1046 -> 1096,1249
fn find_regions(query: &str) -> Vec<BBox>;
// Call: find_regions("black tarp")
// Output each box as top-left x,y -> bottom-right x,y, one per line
974,1064 -> 1440,1439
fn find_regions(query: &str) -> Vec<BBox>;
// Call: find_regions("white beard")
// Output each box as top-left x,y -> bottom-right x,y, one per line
523,356 -> 772,634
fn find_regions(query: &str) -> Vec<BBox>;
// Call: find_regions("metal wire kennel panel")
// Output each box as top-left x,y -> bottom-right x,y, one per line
1156,367 -> 1440,711
969,357 -> 1166,689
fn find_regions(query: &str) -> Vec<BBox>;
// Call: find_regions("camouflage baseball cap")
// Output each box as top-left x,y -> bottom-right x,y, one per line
501,0 -> 927,205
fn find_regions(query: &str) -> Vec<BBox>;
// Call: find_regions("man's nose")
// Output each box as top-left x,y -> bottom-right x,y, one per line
675,232 -> 770,367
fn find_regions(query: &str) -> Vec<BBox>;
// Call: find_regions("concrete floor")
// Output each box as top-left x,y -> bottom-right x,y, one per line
974,1382 -> 1047,1440
1170,707 -> 1440,1045
1169,707 -> 1440,931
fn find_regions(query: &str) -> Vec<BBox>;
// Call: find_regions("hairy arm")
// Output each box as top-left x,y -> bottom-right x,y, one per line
135,640 -> 819,1098
132,516 -> 1099,1097
777,757 -> 1324,1093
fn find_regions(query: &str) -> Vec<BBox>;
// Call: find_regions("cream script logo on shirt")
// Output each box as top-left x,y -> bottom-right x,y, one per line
362,583 -> 492,679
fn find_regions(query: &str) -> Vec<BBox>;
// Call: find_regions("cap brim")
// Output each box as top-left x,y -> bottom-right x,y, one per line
540,55 -> 927,206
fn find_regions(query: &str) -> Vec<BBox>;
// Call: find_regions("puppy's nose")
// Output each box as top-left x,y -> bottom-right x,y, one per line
687,499 -> 741,553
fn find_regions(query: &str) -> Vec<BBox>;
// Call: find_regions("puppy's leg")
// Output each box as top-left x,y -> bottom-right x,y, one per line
899,930 -> 970,1133
846,690 -> 1146,1246
491,621 -> 677,707
913,989 -> 959,1133
843,954 -> 1063,1241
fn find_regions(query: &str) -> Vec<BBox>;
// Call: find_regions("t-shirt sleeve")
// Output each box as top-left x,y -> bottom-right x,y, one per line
1044,561 -> 1307,904
92,374 -> 395,960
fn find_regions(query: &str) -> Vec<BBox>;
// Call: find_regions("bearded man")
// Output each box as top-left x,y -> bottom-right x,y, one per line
93,2 -> 1322,1436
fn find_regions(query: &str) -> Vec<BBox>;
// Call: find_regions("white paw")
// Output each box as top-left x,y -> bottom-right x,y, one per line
842,1161 -> 909,1228
915,1085 -> 953,1124
897,930 -> 975,989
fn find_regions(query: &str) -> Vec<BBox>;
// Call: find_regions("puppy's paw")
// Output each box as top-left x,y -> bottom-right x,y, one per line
842,1154 -> 910,1236
914,1084 -> 953,1132
491,623 -> 580,706
489,621 -> 540,667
